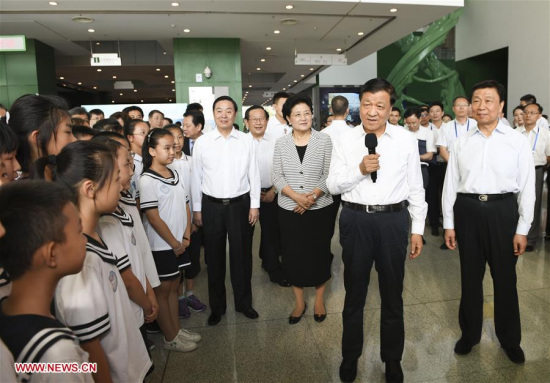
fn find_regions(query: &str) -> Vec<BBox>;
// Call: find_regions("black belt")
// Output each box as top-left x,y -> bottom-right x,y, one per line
342,200 -> 408,213
535,165 -> 544,170
205,193 -> 247,206
261,186 -> 273,192
458,192 -> 514,202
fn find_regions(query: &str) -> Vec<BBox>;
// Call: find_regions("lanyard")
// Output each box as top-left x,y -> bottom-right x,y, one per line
531,127 -> 540,152
454,119 -> 470,138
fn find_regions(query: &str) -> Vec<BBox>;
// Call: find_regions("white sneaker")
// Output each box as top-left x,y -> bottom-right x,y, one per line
178,328 -> 202,343
163,335 -> 197,352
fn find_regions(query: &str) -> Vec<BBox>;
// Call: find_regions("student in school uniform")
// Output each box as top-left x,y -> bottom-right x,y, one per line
0,180 -> 93,383
94,136 -> 159,356
140,129 -> 201,352
165,125 -> 207,318
34,141 -> 151,383
0,122 -> 21,183
125,119 -> 150,206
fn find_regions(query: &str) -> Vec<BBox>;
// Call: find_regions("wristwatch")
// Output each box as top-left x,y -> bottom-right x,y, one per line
311,193 -> 317,201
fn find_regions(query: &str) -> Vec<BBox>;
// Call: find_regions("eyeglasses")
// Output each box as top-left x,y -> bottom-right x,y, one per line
523,111 -> 540,116
420,112 -> 429,117
248,118 -> 266,123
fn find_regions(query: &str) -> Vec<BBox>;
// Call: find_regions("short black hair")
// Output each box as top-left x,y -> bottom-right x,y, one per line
471,80 -> 506,103
93,131 -> 129,146
163,117 -> 173,125
124,119 -> 148,137
428,101 -> 444,112
185,103 -> 203,113
89,109 -> 104,117
524,102 -> 543,114
359,78 -> 396,106
68,107 -> 89,120
273,91 -> 290,105
513,105 -> 524,114
403,107 -> 421,120
71,117 -> 88,127
141,128 -> 173,173
213,96 -> 238,113
0,122 -> 18,155
331,96 -> 349,116
71,125 -> 96,140
244,105 -> 269,120
391,106 -> 401,115
452,96 -> 469,105
183,110 -> 205,130
148,109 -> 164,119
0,180 -> 73,280
282,94 -> 313,124
93,118 -> 124,135
164,124 -> 183,134
123,106 -> 144,118
520,94 -> 536,104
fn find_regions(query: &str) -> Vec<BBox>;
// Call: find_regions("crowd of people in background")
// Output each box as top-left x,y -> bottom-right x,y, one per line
0,80 -> 547,383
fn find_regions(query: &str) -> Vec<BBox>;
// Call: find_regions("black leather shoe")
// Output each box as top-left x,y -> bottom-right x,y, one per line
525,245 -> 535,252
237,307 -> 259,319
431,227 -> 439,236
339,358 -> 358,382
385,361 -> 403,383
502,345 -> 525,364
288,305 -> 306,325
207,313 -> 222,326
454,338 -> 474,355
314,303 -> 327,322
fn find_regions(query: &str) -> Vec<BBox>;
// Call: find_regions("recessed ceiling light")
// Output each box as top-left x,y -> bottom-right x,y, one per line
293,80 -> 298,83
256,67 -> 261,71
288,84 -> 291,87
77,82 -> 82,85
163,52 -> 167,55
59,76 -> 64,79
164,75 -> 169,78
141,100 -> 144,102
260,58 -> 266,62
169,99 -> 172,102
336,48 -> 342,52
97,69 -> 102,72
309,67 -> 314,71
300,74 -> 304,77
172,89 -> 175,92
112,101 -> 115,103
358,32 -> 364,36
274,30 -> 280,34
390,8 -> 397,13
72,16 -> 94,23
134,89 -> 137,92
249,85 -> 252,88
266,47 -> 272,51
156,68 -> 161,71
112,75 -> 117,79
171,2 -> 179,6
88,29 -> 95,33
96,42 -> 100,45
285,5 -> 294,9
63,84 -> 66,87
93,86 -> 97,89
283,88 -> 286,90
171,80 -> 175,83
119,93 -> 123,96
183,29 -> 190,33
49,1 -> 58,5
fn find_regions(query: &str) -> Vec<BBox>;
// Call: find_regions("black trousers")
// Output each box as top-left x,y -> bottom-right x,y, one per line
184,226 -> 203,279
527,167 -> 544,246
454,194 -> 521,348
421,165 -> 429,189
202,194 -> 253,314
340,205 -> 409,362
256,196 -> 283,279
329,194 -> 342,241
427,162 -> 446,229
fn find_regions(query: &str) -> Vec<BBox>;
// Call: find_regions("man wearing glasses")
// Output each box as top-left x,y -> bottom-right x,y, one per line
518,103 -> 550,251
436,97 -> 478,162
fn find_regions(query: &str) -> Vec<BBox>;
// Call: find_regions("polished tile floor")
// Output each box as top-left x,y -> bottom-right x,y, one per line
145,198 -> 550,383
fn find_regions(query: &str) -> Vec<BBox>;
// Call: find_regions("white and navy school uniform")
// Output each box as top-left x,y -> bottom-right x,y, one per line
54,236 -> 151,383
130,153 -> 143,200
119,191 -> 160,288
98,206 -> 148,327
140,168 -> 190,280
0,301 -> 93,383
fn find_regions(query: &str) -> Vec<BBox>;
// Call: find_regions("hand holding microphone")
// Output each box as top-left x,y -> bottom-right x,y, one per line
360,133 -> 380,181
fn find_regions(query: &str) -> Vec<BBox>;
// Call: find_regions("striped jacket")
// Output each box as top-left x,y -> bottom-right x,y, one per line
273,129 -> 333,210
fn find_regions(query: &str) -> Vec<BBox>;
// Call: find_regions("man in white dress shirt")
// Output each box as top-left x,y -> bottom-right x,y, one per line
389,107 -> 402,127
266,91 -> 292,139
437,96 -> 477,162
520,94 -> 549,131
403,108 -> 436,188
518,102 -> 550,251
328,78 -> 426,383
443,80 -> 535,364
191,96 -> 261,326
245,105 -> 289,287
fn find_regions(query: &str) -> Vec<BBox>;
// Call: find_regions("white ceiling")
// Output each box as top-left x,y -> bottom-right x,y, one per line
0,0 -> 462,105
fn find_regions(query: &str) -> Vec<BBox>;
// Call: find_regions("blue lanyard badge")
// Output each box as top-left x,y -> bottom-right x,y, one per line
454,119 -> 470,138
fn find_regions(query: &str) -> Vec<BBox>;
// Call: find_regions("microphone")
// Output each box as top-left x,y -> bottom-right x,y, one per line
364,133 -> 378,183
